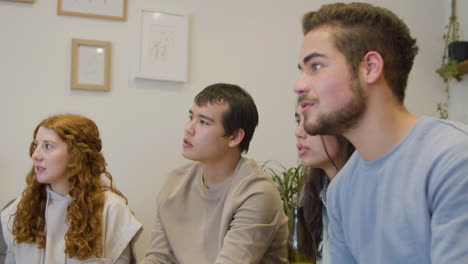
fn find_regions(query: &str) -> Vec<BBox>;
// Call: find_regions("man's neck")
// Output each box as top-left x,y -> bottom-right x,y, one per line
201,154 -> 242,188
345,102 -> 418,161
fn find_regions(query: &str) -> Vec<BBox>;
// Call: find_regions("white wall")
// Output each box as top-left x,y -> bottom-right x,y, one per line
0,0 -> 462,260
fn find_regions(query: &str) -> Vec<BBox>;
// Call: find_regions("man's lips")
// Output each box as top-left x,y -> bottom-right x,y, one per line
183,138 -> 193,148
300,101 -> 314,114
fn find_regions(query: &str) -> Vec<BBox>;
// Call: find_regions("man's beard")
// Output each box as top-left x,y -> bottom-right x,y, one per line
303,78 -> 367,136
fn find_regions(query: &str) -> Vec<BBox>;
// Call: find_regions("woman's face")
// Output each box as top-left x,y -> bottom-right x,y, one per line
31,126 -> 70,195
295,105 -> 341,172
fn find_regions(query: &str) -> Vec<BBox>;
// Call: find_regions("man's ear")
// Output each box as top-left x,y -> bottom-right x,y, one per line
361,51 -> 384,84
229,128 -> 245,148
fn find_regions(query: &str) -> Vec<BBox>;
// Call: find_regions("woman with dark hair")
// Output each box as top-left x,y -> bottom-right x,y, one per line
295,106 -> 355,263
1,114 -> 142,264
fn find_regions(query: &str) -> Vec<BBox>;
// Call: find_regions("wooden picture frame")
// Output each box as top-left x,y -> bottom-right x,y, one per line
57,0 -> 127,21
71,39 -> 111,91
135,9 -> 189,82
1,0 -> 35,3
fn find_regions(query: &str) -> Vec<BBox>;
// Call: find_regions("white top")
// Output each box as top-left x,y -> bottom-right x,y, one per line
1,186 -> 142,264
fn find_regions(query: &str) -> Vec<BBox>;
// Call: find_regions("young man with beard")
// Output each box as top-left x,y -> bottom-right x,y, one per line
294,3 -> 468,263
142,83 -> 288,264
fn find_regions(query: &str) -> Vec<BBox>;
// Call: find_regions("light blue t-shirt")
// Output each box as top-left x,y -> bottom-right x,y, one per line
327,116 -> 468,263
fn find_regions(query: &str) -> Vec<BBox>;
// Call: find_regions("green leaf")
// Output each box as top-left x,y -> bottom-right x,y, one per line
262,161 -> 304,219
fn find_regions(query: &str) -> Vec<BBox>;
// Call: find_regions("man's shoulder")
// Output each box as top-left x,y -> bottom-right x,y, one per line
156,161 -> 201,203
165,161 -> 200,185
231,158 -> 275,191
411,117 -> 468,161
418,116 -> 468,142
225,159 -> 285,216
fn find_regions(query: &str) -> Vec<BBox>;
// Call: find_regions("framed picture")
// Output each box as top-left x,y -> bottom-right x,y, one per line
71,39 -> 112,91
57,0 -> 127,21
135,9 -> 189,82
1,0 -> 35,3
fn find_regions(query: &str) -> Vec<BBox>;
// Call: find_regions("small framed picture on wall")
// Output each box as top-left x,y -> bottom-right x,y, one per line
70,39 -> 112,92
57,0 -> 127,21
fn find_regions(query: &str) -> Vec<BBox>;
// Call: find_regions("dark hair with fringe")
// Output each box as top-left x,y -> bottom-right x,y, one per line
302,2 -> 418,103
12,114 -> 126,261
194,83 -> 259,153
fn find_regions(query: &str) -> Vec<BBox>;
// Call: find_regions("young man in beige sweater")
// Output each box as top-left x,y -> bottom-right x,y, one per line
142,83 -> 288,264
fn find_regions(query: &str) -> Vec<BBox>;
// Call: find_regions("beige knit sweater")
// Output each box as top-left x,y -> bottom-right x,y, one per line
142,158 -> 288,264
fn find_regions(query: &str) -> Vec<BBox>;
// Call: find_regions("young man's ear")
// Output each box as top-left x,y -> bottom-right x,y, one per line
361,51 -> 384,84
228,128 -> 245,148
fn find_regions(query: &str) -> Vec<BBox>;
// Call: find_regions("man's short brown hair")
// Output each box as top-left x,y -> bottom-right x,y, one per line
302,2 -> 419,103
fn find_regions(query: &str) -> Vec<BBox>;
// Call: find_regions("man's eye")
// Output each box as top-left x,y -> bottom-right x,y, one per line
295,119 -> 301,126
188,115 -> 194,120
200,120 -> 209,125
312,63 -> 323,71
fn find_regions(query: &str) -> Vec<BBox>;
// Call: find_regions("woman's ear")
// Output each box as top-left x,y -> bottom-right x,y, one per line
229,128 -> 245,148
361,51 -> 384,84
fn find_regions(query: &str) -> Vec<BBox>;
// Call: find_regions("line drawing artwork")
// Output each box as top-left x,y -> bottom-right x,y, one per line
78,46 -> 105,85
148,24 -> 176,63
70,0 -> 110,9
136,10 -> 188,82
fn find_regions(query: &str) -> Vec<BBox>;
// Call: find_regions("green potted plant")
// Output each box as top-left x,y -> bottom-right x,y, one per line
261,161 -> 304,219
436,0 -> 462,119
262,161 -> 316,263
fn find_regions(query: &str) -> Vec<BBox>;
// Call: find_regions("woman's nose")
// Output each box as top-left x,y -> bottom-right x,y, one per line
295,124 -> 307,140
31,147 -> 43,161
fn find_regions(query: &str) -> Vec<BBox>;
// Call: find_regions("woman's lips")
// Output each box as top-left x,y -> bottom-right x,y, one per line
296,144 -> 309,156
35,165 -> 46,174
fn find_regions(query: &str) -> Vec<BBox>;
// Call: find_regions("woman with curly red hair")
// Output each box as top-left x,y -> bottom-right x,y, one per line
1,114 -> 142,263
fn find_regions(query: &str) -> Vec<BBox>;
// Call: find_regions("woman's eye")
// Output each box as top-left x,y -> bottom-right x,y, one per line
295,119 -> 300,126
200,120 -> 208,125
45,143 -> 53,150
188,115 -> 194,120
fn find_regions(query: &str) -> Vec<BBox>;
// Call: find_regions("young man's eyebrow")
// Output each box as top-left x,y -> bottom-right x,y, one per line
198,114 -> 215,123
298,52 -> 326,70
189,109 -> 215,123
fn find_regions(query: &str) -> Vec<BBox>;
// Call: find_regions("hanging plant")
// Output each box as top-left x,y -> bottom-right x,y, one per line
435,0 -> 461,119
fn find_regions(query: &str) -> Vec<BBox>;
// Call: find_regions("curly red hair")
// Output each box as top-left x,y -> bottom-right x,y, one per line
12,114 -> 126,260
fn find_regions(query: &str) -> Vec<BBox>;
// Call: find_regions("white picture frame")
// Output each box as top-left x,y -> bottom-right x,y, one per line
57,0 -> 127,21
135,9 -> 189,82
71,39 -> 112,91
